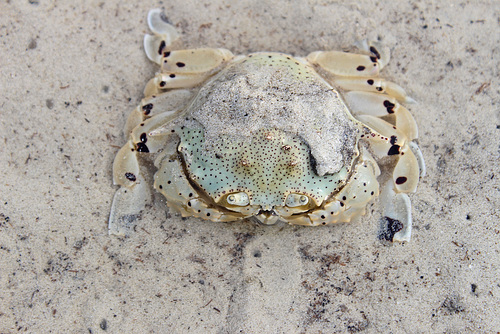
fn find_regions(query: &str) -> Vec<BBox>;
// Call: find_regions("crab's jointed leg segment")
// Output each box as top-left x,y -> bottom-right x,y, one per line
307,51 -> 381,77
110,105 -> 187,235
125,90 -> 194,135
345,91 -> 418,140
307,39 -> 390,77
144,8 -> 180,64
109,173 -> 151,236
356,115 -> 420,194
145,48 -> 234,93
144,9 -> 234,94
343,93 -> 422,241
110,138 -> 152,235
335,77 -> 413,104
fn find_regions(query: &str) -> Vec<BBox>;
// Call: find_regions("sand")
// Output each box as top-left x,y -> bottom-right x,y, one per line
1,1 -> 499,333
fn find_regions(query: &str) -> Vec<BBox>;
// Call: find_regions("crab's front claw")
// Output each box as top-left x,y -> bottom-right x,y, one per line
109,138 -> 153,235
376,143 -> 425,242
109,174 -> 151,236
378,182 -> 412,242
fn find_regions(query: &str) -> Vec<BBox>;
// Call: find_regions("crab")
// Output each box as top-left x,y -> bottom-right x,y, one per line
109,9 -> 425,242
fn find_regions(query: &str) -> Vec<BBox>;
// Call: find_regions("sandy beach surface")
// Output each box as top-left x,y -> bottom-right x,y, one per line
1,1 -> 499,333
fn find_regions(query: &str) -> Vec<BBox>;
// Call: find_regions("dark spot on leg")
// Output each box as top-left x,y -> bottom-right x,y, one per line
140,133 -> 147,143
370,46 -> 381,59
390,135 -> 397,145
169,73 -> 176,78
367,79 -> 374,85
163,51 -> 170,57
136,143 -> 149,153
176,62 -> 185,67
383,100 -> 395,113
159,81 -> 166,87
370,56 -> 378,63
376,86 -> 383,92
158,40 -> 166,55
125,172 -> 136,182
142,103 -> 153,115
357,65 -> 366,71
388,145 -> 401,155
395,176 -> 408,185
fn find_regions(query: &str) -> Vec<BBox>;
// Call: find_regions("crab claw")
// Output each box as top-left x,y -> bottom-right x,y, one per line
109,174 -> 151,236
378,182 -> 412,242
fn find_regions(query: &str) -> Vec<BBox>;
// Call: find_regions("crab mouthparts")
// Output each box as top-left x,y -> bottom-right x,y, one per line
255,209 -> 280,225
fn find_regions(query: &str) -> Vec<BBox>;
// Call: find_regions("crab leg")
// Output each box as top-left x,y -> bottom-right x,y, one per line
354,114 -> 423,241
307,40 -> 390,77
109,109 -> 181,235
124,89 -> 194,136
344,91 -> 418,140
307,51 -> 381,77
378,182 -> 412,242
109,138 -> 153,235
143,10 -> 234,94
144,8 -> 180,65
144,48 -> 234,94
334,77 -> 414,104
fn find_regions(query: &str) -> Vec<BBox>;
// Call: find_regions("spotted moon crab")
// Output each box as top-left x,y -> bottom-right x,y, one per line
109,9 -> 425,241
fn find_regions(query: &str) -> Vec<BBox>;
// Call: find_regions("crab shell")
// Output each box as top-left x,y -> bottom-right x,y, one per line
109,9 -> 425,242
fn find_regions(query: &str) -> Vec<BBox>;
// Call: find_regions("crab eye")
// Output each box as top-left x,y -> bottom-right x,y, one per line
226,192 -> 249,206
285,193 -> 309,207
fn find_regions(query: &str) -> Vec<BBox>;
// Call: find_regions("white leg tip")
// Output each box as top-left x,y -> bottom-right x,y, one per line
109,177 -> 151,236
144,34 -> 161,64
147,8 -> 179,43
409,141 -> 426,178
